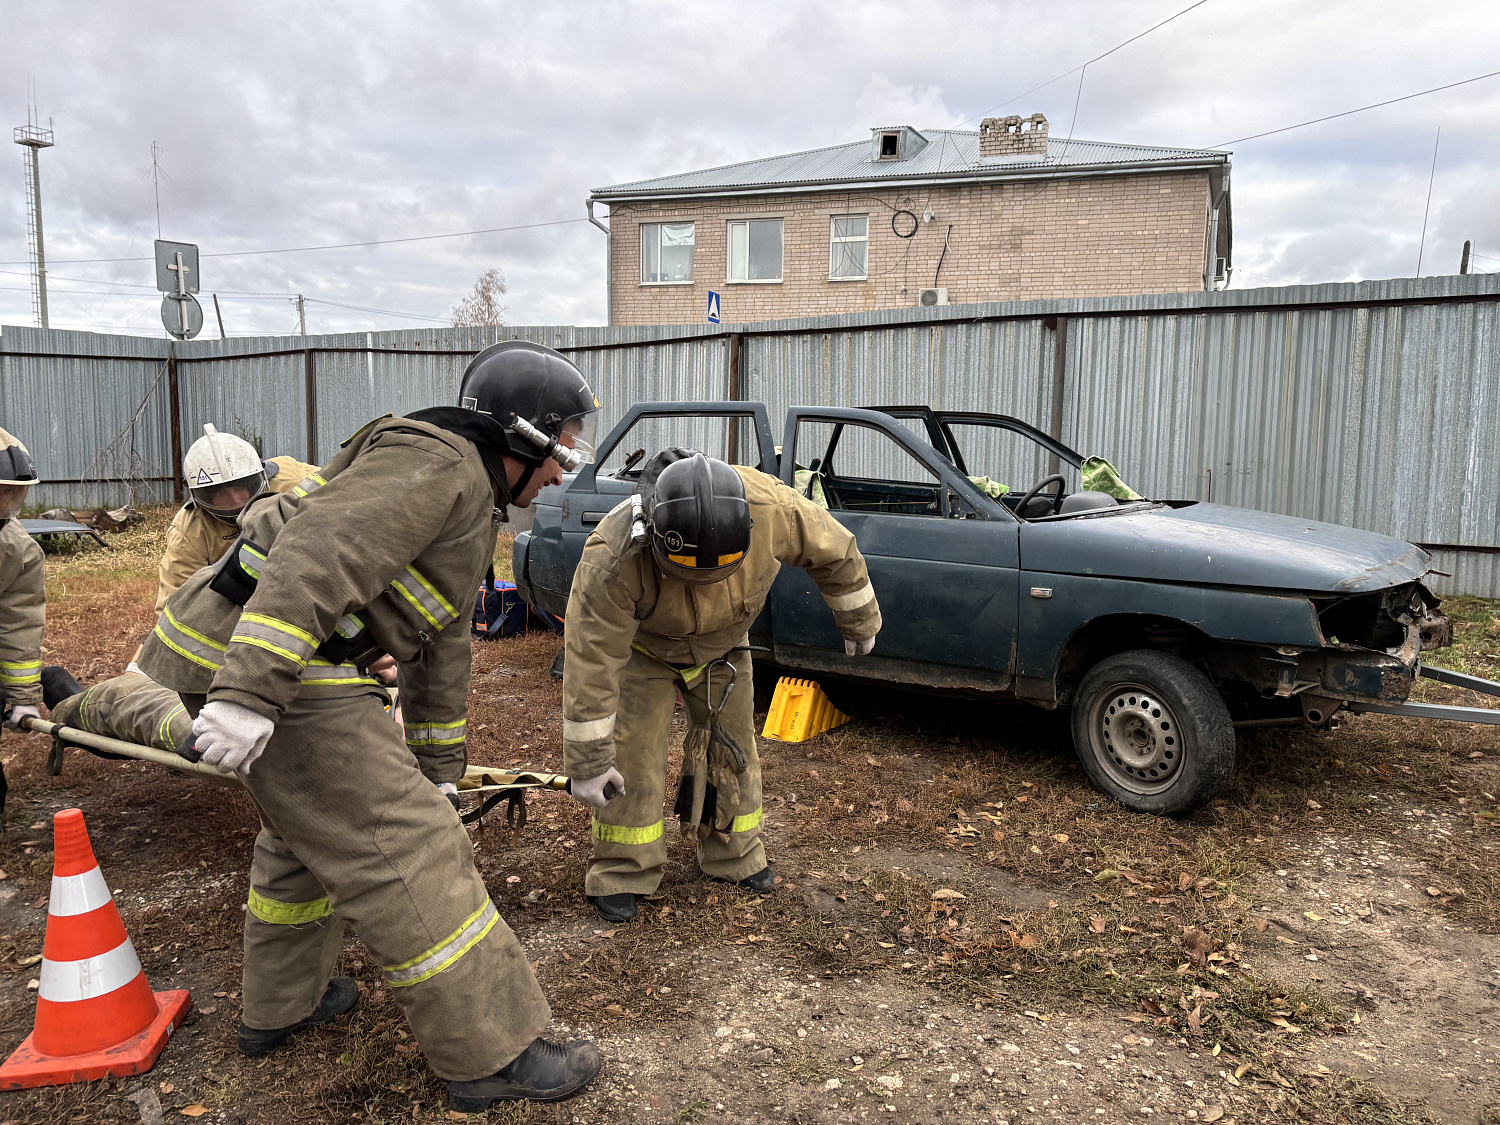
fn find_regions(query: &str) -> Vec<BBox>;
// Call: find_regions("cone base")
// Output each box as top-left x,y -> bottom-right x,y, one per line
0,989 -> 192,1090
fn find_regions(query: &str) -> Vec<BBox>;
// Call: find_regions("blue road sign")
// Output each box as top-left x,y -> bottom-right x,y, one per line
707,290 -> 721,324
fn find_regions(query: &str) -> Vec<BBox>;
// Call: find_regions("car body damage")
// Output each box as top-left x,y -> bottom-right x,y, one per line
515,399 -> 1480,814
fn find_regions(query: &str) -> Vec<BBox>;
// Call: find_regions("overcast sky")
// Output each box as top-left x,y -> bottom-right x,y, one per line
1,0 -> 1497,337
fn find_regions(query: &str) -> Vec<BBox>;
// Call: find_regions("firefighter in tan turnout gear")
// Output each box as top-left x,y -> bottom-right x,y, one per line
563,449 -> 882,923
139,342 -> 606,1109
0,429 -> 45,762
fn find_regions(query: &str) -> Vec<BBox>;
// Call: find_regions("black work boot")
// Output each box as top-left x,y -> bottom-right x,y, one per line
237,977 -> 359,1057
587,893 -> 639,923
41,666 -> 82,711
712,865 -> 776,894
448,1036 -> 603,1108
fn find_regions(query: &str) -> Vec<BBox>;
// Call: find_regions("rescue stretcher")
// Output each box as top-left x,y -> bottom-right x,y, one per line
14,715 -> 569,829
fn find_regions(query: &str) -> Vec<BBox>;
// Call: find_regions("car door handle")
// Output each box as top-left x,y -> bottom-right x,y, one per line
582,511 -> 609,524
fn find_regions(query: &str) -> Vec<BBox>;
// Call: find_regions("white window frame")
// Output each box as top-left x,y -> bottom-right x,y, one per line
828,214 -> 869,282
639,221 -> 696,285
726,218 -> 784,284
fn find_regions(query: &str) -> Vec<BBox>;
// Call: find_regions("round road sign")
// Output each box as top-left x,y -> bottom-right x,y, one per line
161,294 -> 204,340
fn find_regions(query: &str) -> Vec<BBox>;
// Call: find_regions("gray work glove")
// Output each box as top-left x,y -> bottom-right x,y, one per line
438,781 -> 460,811
844,635 -> 876,657
192,700 -> 275,779
3,704 -> 40,732
569,767 -> 626,809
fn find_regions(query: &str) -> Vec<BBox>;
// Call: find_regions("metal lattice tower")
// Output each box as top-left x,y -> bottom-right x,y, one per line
13,123 -> 54,329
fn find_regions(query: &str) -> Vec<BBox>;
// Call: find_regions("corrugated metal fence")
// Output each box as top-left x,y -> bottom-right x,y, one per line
4,275 -> 1497,594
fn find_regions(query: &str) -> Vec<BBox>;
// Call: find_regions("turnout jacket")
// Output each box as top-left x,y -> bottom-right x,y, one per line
562,465 -> 881,781
0,519 -> 45,708
138,417 -> 500,783
155,455 -> 319,612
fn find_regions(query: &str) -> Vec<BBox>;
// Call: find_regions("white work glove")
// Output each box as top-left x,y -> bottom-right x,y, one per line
438,781 -> 460,811
844,635 -> 876,657
569,767 -> 626,808
3,704 -> 40,732
192,700 -> 275,779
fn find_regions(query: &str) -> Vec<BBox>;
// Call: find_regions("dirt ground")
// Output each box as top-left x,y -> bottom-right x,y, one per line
1,512 -> 1498,1125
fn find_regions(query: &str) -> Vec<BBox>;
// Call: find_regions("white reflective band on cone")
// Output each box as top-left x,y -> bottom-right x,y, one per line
38,937 -> 144,1003
49,867 -> 112,917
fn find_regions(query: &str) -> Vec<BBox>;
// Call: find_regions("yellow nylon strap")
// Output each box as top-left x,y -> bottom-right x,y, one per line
629,640 -> 713,687
247,887 -> 333,925
592,817 -> 665,846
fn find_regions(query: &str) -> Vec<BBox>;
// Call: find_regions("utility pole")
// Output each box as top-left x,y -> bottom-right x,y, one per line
212,293 -> 226,338
1460,240 -> 1472,275
13,120 -> 54,329
296,294 -> 307,336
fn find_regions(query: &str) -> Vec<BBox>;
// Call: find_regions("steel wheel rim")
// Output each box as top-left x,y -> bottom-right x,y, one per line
1087,681 -> 1184,795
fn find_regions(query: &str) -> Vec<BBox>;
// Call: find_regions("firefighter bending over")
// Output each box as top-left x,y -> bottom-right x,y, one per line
139,342 -> 606,1109
562,449 -> 881,923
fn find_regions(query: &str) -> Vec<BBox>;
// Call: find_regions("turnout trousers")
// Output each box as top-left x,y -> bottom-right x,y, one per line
585,645 -> 765,897
51,671 -> 194,756
185,691 -> 550,1081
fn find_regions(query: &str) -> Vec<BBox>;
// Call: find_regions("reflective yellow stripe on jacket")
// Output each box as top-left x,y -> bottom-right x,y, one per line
154,606 -> 227,671
290,473 -> 328,499
247,887 -> 334,925
231,612 -> 318,667
0,659 -> 41,686
382,900 -> 498,988
301,659 -> 380,687
390,565 -> 459,630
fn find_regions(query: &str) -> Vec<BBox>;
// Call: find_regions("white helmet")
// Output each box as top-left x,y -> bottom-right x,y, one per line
183,424 -> 272,520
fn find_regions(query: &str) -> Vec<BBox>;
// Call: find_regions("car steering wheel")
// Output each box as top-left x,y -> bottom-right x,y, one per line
1016,474 -> 1066,519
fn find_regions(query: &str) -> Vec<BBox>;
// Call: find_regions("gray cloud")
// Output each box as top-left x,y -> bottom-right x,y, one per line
2,0 -> 1497,335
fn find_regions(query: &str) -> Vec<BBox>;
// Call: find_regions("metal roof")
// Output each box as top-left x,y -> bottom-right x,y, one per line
592,129 -> 1229,200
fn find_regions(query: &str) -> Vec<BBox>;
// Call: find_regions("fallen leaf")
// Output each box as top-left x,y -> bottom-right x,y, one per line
1089,914 -> 1107,934
1178,872 -> 1193,891
1187,1004 -> 1202,1034
1202,1106 -> 1224,1122
1302,912 -> 1324,922
1093,869 -> 1120,883
1181,927 -> 1214,964
179,1107 -> 209,1118
1051,833 -> 1069,844
930,888 -> 966,901
16,953 -> 41,967
1307,799 -> 1322,810
1016,933 -> 1037,949
1470,751 -> 1486,759
993,830 -> 1006,842
865,755 -> 884,768
1267,1016 -> 1302,1033
506,875 -> 521,884
159,1083 -> 174,1094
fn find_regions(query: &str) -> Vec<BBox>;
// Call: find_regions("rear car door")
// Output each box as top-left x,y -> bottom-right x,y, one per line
768,406 -> 1020,694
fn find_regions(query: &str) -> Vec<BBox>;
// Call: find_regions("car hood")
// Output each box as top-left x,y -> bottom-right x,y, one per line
1020,503 -> 1431,594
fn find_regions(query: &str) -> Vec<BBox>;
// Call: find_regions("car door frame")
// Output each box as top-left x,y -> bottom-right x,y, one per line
771,405 -> 1023,695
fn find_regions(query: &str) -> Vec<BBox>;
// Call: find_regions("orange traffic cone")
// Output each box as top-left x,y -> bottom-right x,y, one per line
0,808 -> 192,1089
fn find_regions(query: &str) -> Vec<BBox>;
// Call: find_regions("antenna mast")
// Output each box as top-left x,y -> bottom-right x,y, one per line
13,111 -> 55,329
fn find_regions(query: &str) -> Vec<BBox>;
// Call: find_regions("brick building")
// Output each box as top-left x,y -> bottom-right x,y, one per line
589,115 -> 1231,326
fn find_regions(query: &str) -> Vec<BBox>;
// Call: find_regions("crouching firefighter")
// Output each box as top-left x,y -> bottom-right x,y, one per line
138,341 -> 607,1109
0,428 -> 44,812
563,450 -> 882,923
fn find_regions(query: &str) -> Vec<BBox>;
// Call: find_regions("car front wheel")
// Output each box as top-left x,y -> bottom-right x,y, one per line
1070,649 -> 1235,816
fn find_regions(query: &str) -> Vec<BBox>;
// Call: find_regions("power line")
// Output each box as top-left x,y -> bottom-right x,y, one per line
301,297 -> 449,323
1214,67 -> 1500,146
0,216 -> 588,268
958,0 -> 1213,125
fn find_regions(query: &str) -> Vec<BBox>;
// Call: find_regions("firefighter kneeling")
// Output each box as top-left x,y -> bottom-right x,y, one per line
563,450 -> 881,923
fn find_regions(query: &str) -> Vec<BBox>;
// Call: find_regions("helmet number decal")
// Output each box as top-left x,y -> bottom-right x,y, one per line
662,530 -> 685,553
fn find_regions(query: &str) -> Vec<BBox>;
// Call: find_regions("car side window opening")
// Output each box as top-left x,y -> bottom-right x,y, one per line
597,416 -> 757,481
795,420 -> 944,517
941,420 -> 1079,511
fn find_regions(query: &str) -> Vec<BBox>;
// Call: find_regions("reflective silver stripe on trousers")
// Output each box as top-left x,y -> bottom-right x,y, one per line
823,583 -> 875,611
49,867 -> 112,917
405,719 -> 467,746
563,714 -> 616,742
38,937 -> 144,1003
382,900 -> 498,987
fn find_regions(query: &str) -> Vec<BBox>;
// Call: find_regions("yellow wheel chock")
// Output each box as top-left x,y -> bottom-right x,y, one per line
761,677 -> 849,742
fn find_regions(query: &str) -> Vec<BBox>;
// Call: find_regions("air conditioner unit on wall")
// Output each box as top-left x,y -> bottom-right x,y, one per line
918,287 -> 949,307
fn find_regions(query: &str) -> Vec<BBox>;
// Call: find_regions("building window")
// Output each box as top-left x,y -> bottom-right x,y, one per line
829,215 -> 868,280
640,222 -> 695,284
878,132 -> 900,158
727,219 -> 783,282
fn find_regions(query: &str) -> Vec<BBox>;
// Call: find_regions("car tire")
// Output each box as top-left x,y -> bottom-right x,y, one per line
1070,649 -> 1235,817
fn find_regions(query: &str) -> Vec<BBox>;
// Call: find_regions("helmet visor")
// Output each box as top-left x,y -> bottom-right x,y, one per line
0,483 -> 29,521
190,469 -> 267,521
559,410 -> 598,465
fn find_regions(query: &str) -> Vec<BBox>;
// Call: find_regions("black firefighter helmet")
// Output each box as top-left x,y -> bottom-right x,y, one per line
645,451 -> 752,585
457,340 -> 600,473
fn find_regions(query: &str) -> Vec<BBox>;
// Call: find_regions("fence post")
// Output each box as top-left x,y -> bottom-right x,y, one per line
726,332 -> 743,463
303,346 -> 317,465
167,354 -> 184,503
1046,316 -> 1067,476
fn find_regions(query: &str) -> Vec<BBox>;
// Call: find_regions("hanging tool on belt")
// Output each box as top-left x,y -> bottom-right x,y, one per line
671,653 -> 749,841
